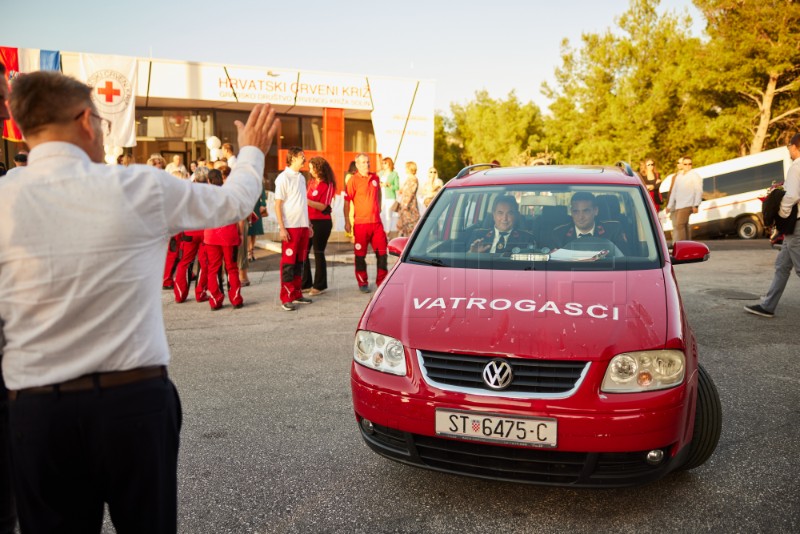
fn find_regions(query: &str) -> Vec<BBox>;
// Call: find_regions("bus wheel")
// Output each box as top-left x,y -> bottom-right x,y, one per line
736,216 -> 762,240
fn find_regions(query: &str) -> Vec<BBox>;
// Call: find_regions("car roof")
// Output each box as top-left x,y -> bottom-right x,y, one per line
447,165 -> 643,188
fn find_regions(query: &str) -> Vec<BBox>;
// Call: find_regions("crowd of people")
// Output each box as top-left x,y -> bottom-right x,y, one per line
125,147 -> 442,314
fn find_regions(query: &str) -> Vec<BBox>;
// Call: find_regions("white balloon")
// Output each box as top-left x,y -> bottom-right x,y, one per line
113,146 -> 124,157
210,148 -> 222,161
104,154 -> 117,165
206,136 -> 222,150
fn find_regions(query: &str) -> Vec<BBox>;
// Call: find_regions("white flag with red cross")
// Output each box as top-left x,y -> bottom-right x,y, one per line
78,53 -> 137,147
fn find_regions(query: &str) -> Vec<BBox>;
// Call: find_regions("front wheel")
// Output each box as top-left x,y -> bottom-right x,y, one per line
737,216 -> 763,240
680,364 -> 722,471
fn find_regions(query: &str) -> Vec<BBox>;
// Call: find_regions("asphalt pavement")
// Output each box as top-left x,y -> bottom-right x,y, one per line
115,237 -> 798,533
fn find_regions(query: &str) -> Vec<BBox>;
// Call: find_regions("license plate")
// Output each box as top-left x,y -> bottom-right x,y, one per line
435,409 -> 557,448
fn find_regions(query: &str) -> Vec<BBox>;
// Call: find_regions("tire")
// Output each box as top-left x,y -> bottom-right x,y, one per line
736,216 -> 763,240
680,364 -> 722,471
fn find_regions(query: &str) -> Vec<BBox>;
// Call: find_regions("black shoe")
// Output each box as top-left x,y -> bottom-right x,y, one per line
358,285 -> 371,294
293,296 -> 313,304
233,303 -> 244,309
281,302 -> 296,312
744,304 -> 774,318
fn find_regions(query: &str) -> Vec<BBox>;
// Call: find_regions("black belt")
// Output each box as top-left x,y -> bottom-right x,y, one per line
8,365 -> 167,401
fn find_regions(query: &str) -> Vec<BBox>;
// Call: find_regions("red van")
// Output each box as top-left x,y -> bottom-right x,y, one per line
350,164 -> 721,487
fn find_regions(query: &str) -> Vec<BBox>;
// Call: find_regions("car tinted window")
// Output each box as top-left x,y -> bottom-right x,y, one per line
406,184 -> 661,271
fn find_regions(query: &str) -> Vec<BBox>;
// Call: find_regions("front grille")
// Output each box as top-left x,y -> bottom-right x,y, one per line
419,351 -> 588,395
362,422 -> 674,487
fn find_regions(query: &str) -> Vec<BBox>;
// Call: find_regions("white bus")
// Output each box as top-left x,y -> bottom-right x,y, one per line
659,146 -> 792,239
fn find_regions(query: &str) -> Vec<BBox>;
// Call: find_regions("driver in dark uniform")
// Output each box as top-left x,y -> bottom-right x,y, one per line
548,191 -> 629,252
468,195 -> 537,255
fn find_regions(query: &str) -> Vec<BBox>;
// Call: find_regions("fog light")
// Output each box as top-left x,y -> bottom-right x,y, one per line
360,418 -> 374,435
646,449 -> 665,465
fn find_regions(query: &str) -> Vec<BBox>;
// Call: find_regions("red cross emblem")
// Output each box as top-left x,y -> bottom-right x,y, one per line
97,81 -> 121,103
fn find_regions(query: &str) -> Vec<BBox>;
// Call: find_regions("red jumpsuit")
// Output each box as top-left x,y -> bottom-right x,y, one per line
203,224 -> 242,310
172,229 -> 208,303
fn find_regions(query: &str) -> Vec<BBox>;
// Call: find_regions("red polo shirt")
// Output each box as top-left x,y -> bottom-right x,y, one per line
345,172 -> 381,225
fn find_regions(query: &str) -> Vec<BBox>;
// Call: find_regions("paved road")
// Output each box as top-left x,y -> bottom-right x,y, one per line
143,238 -> 797,533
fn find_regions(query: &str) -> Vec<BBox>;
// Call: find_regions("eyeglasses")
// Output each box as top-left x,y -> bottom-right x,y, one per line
74,109 -> 111,136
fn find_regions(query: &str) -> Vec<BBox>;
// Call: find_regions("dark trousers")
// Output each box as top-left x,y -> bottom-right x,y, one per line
302,219 -> 333,291
0,373 -> 15,534
9,376 -> 182,534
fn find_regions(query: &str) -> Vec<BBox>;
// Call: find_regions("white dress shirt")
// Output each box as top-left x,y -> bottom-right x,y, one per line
667,170 -> 703,210
780,157 -> 800,219
0,142 -> 264,389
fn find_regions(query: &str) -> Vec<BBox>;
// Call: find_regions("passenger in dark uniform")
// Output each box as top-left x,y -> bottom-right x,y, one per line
467,195 -> 537,255
547,191 -> 629,253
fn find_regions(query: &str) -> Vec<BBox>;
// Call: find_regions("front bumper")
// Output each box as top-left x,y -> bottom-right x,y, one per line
351,362 -> 695,487
357,421 -> 689,487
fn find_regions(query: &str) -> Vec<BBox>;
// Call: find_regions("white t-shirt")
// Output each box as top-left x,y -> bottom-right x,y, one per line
274,168 -> 310,228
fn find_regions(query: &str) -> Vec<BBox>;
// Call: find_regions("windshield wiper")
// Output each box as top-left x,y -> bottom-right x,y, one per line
407,256 -> 447,267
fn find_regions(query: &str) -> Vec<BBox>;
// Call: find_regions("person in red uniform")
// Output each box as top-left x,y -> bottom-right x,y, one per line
173,167 -> 210,303
204,169 -> 244,310
275,147 -> 313,311
344,153 -> 388,293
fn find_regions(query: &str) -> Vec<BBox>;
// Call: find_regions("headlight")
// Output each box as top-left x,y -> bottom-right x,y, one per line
353,331 -> 407,376
601,350 -> 685,392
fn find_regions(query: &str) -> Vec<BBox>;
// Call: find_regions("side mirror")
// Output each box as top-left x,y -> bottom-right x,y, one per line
671,241 -> 710,264
388,237 -> 409,257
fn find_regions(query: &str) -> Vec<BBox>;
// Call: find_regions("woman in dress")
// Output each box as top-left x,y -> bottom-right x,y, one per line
421,166 -> 444,209
397,161 -> 420,237
301,157 -> 337,295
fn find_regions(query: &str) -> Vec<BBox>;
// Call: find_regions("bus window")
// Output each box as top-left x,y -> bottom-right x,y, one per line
705,160 -> 784,198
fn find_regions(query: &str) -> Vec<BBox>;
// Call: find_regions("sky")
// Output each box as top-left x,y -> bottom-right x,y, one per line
2,0 -> 704,113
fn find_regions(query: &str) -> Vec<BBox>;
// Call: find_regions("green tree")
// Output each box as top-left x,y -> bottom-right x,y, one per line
433,111 -> 464,180
543,0 -> 710,166
450,90 -> 545,167
693,0 -> 800,153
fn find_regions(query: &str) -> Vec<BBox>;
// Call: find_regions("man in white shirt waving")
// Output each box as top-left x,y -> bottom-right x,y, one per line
665,155 -> 703,244
0,70 -> 278,533
745,133 -> 800,318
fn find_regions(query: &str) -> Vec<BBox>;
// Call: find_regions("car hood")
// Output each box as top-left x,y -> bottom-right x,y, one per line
365,264 -> 668,361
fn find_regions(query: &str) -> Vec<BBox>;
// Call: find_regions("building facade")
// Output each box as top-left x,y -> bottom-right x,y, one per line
2,48 -> 435,191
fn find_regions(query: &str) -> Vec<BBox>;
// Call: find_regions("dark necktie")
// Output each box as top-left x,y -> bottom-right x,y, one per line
578,233 -> 591,238
495,232 -> 509,253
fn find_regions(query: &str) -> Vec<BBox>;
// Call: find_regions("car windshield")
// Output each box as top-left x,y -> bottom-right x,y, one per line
405,183 -> 662,271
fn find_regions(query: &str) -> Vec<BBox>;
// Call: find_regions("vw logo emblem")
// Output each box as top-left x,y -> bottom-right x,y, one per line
482,359 -> 514,390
